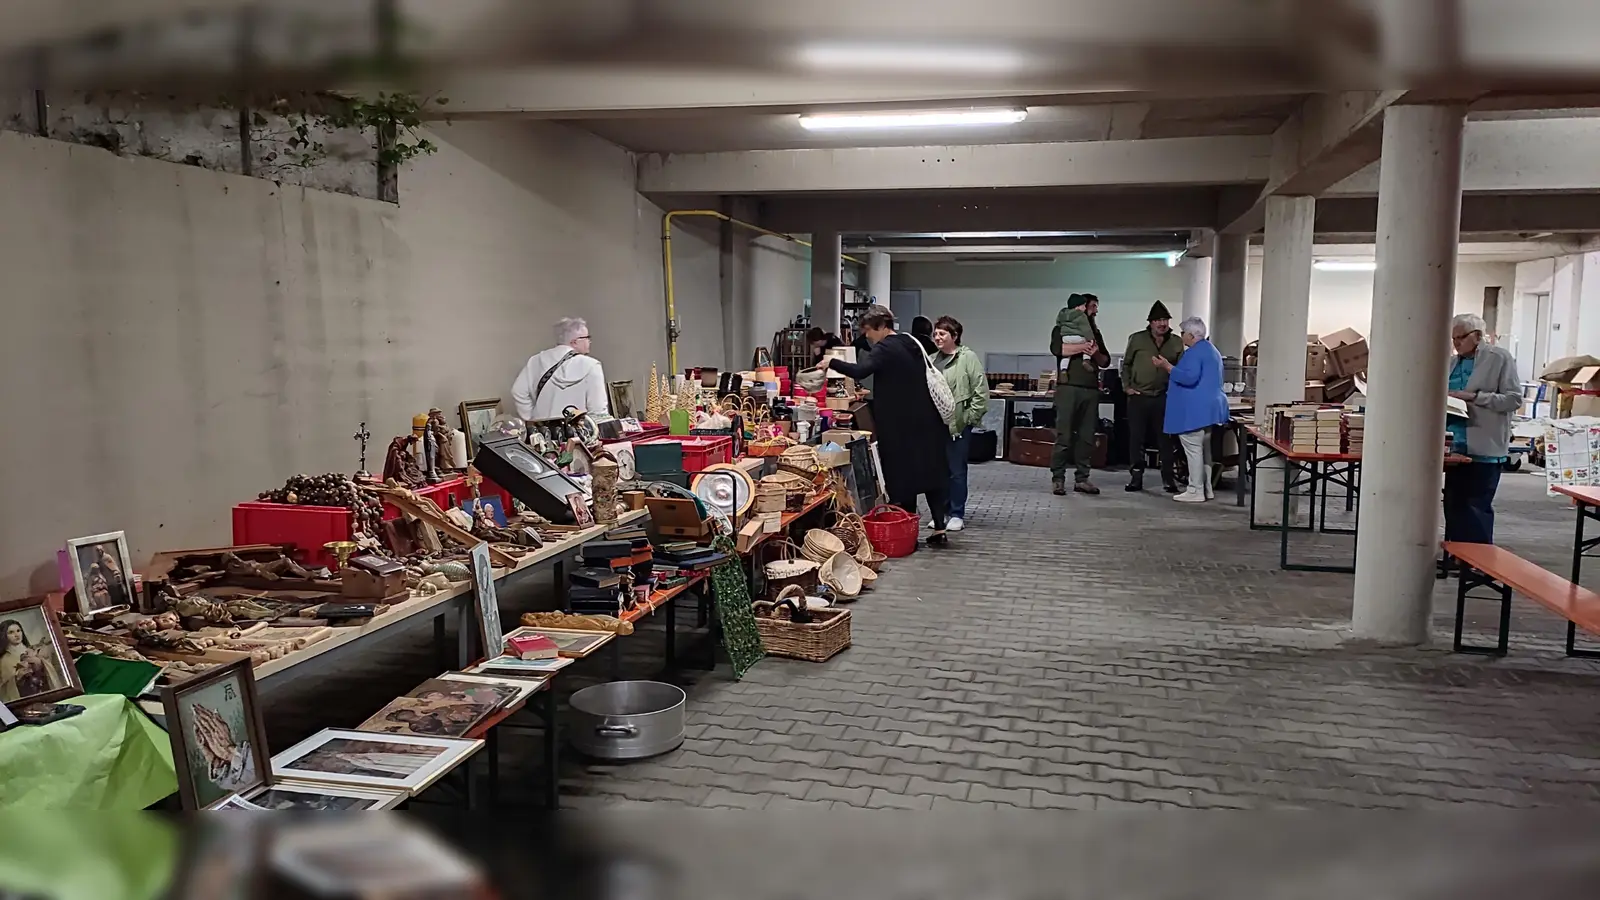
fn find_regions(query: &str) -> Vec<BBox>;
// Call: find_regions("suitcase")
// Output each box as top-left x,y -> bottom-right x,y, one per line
968,429 -> 998,463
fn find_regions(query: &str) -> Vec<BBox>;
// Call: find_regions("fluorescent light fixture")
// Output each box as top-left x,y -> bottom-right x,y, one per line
798,109 -> 1028,131
1314,261 -> 1377,272
1165,251 -> 1185,267
797,43 -> 1027,74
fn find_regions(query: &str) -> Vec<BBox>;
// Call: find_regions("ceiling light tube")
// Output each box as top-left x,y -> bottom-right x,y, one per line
797,43 -> 1026,74
1314,261 -> 1377,272
798,109 -> 1028,131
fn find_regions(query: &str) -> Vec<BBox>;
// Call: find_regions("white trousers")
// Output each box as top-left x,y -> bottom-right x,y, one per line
1178,428 -> 1213,496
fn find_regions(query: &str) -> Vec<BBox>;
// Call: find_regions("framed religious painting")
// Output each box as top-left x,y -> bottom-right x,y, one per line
162,658 -> 271,810
458,399 -> 502,460
0,598 -> 82,708
65,530 -> 137,615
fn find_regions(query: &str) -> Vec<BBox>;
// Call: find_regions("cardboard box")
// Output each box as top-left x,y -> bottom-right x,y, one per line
1321,328 -> 1369,378
824,397 -> 852,411
1008,427 -> 1056,467
1305,340 -> 1328,381
1304,381 -> 1326,403
1324,376 -> 1357,403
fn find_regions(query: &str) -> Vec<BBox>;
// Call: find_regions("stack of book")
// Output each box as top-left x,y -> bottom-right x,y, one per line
1345,412 -> 1364,455
1288,410 -> 1319,454
567,526 -> 654,616
1315,407 -> 1344,454
652,542 -> 730,587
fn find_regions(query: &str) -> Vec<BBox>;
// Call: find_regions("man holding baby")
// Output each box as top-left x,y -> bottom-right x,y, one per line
1049,293 -> 1110,495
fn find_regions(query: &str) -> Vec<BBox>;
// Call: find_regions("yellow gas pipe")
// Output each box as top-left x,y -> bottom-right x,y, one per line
661,210 -> 863,373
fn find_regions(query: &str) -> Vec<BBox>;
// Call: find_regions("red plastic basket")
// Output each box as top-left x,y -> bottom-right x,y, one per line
862,504 -> 919,558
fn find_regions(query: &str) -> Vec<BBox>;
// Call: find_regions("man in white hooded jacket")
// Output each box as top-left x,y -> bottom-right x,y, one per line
511,317 -> 610,421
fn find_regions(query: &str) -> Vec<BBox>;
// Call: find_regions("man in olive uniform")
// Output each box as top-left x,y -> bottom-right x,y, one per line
1050,293 -> 1110,495
1120,301 -> 1185,493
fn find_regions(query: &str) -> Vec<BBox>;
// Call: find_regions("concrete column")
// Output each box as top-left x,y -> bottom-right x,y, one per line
867,251 -> 892,306
810,231 -> 842,334
1182,258 -> 1213,327
1210,234 -> 1248,358
1253,196 -> 1316,525
1352,103 -> 1467,645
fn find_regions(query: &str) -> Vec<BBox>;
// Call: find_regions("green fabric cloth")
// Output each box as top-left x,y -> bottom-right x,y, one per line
0,813 -> 178,900
1051,385 -> 1101,481
0,693 -> 176,809
1119,328 -> 1185,395
934,345 -> 990,436
75,655 -> 161,699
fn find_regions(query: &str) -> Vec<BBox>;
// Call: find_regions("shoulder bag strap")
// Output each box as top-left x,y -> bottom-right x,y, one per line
535,350 -> 581,402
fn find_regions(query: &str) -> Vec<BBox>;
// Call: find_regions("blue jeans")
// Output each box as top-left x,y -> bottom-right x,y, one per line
1443,461 -> 1501,544
948,427 -> 973,518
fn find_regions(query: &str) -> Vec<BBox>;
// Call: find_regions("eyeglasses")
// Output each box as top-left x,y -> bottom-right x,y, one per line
1451,330 -> 1480,343
575,334 -> 592,341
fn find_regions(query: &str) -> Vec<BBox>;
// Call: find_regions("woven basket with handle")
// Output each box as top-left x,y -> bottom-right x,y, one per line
761,539 -> 818,600
753,585 -> 851,662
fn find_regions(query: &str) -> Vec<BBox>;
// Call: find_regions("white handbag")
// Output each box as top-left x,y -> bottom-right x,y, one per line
920,342 -> 958,426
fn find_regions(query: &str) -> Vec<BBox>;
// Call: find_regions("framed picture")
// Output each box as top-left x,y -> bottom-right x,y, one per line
502,626 -> 613,658
459,399 -> 502,460
65,530 -> 137,615
161,658 -> 269,810
355,677 -> 518,738
212,782 -> 406,811
0,598 -> 83,708
270,729 -> 482,796
568,492 -> 594,527
608,380 -> 634,419
465,655 -> 572,677
469,542 -> 501,661
437,671 -> 548,703
461,495 -> 506,527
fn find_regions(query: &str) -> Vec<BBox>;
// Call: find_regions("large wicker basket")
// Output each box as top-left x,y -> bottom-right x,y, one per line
753,586 -> 851,662
761,539 -> 819,601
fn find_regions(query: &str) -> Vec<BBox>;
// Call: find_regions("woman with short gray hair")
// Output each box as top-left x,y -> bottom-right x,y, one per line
1442,313 -> 1521,547
1154,317 -> 1231,502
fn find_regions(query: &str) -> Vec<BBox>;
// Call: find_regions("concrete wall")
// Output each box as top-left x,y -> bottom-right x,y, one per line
1507,254 -> 1600,381
898,257 -> 1189,358
1243,259 -> 1517,343
735,235 -> 811,361
0,121 -> 720,595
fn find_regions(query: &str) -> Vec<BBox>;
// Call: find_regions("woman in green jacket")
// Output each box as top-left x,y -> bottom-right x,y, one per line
931,316 -> 990,531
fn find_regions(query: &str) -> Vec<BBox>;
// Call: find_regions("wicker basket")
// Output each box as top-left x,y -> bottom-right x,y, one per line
754,585 -> 852,662
818,550 -> 863,599
762,539 -> 819,600
778,445 -> 822,479
802,528 -> 846,564
828,512 -> 867,555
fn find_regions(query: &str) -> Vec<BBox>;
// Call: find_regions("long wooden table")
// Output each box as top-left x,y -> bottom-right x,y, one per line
253,509 -> 650,689
1244,426 -> 1468,573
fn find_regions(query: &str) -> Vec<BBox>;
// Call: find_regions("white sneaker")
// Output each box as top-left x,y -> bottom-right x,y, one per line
947,517 -> 965,532
1173,489 -> 1207,503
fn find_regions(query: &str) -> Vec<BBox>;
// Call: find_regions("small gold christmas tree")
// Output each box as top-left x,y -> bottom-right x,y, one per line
645,362 -> 663,423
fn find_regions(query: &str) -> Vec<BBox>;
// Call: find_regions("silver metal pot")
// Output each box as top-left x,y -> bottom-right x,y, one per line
568,680 -> 686,760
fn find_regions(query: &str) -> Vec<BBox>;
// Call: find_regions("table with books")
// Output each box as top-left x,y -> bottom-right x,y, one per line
1244,416 -> 1468,573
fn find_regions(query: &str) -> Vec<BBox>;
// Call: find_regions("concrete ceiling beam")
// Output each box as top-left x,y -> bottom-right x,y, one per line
1316,192 -> 1600,235
754,190 -> 1230,234
639,136 -> 1271,195
1218,90 -> 1409,235
1327,117 -> 1600,196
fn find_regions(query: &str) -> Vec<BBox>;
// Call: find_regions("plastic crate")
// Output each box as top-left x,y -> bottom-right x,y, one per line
637,436 -> 733,473
380,476 -> 470,522
232,502 -> 354,569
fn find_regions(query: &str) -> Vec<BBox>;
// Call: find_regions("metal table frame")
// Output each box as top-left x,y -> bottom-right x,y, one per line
1557,486 -> 1600,658
1243,428 -> 1362,573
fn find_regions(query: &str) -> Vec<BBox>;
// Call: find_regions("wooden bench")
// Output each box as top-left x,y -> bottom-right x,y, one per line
1443,542 -> 1600,657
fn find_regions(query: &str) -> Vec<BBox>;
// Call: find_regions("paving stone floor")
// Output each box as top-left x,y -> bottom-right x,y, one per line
263,460 -> 1600,809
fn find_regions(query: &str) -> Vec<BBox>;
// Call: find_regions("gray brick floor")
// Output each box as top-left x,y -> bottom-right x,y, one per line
264,460 -> 1600,809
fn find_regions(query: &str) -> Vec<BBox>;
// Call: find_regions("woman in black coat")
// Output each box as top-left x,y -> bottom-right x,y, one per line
822,306 -> 952,545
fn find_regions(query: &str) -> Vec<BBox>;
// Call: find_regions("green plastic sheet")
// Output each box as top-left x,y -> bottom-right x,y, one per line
0,812 -> 178,900
0,694 -> 176,809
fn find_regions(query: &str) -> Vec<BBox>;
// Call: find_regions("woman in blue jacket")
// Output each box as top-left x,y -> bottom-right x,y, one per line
1154,316 -> 1231,503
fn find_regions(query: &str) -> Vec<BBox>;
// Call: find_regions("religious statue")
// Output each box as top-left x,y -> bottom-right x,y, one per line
353,422 -> 373,480
382,435 -> 426,488
428,407 -> 457,470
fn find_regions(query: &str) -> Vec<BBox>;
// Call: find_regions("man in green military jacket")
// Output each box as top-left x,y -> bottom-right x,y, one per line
1049,293 -> 1110,495
1119,301 -> 1185,493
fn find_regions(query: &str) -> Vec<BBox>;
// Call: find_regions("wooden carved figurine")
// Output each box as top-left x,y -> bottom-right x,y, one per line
383,435 -> 426,488
428,407 -> 457,470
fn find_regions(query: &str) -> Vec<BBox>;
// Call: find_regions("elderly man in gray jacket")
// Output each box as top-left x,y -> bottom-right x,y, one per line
1444,313 -> 1522,546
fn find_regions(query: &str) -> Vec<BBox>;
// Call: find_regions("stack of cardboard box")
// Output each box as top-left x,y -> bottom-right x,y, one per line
1304,328 -> 1369,403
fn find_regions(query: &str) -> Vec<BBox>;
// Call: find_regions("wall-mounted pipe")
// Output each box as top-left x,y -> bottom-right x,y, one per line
661,209 -> 862,372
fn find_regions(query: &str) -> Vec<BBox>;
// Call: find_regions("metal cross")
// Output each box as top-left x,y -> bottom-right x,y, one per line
353,422 -> 372,477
